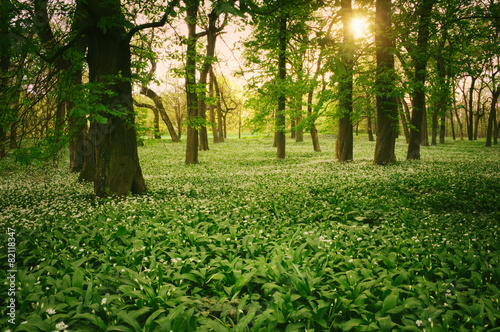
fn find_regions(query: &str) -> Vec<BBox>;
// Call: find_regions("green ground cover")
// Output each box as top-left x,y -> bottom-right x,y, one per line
1,136 -> 499,331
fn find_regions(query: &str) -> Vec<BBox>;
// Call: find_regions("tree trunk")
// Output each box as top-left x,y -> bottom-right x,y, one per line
406,0 -> 435,159
431,105 -> 438,145
276,16 -> 287,159
184,0 -> 199,164
374,0 -> 398,165
439,112 -> 446,143
398,97 -> 410,143
466,77 -> 476,140
153,107 -> 161,139
336,0 -> 354,162
421,103 -> 429,146
486,88 -> 499,146
141,87 -> 180,142
209,72 -> 219,143
211,69 -> 224,142
449,108 -> 456,140
307,90 -> 321,152
84,0 -> 146,196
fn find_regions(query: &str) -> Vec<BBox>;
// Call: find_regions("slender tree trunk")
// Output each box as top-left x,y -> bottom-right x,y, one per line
436,41 -> 448,145
140,87 -> 180,142
336,0 -> 354,162
374,0 -> 398,165
211,69 -> 224,142
449,108 -> 456,140
209,72 -> 219,143
398,97 -> 410,143
467,77 -> 476,140
153,107 -> 161,139
307,90 -> 321,152
486,88 -> 499,146
431,106 -> 438,145
421,103 -> 429,146
407,0 -> 435,159
185,0 -> 199,164
439,112 -> 446,143
276,16 -> 287,159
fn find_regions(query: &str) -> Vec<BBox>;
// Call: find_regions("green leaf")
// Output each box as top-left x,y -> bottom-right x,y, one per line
72,268 -> 84,289
382,292 -> 399,314
341,318 -> 363,331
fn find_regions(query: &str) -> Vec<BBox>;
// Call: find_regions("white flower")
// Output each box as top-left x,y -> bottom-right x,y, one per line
356,237 -> 362,241
416,319 -> 423,327
46,308 -> 56,315
55,322 -> 68,330
101,298 -> 107,305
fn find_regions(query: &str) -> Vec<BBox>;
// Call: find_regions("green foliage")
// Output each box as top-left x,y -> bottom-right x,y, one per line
1,137 -> 499,331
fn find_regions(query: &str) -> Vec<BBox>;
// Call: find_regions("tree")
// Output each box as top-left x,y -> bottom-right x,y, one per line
184,0 -> 200,164
335,0 -> 354,162
373,0 -> 398,165
76,0 -> 177,196
406,0 -> 436,160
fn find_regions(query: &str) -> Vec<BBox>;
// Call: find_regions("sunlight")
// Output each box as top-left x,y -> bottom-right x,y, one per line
351,17 -> 368,39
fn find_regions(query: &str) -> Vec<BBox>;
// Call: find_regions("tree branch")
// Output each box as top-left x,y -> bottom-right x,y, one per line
126,0 -> 179,41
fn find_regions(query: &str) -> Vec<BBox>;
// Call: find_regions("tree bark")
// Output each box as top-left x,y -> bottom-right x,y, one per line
209,71 -> 219,143
336,0 -> 354,162
374,0 -> 398,165
398,97 -> 410,143
83,0 -> 146,196
307,89 -> 321,152
211,69 -> 224,142
466,76 -> 477,141
486,88 -> 499,146
276,16 -> 287,159
406,0 -> 435,159
449,108 -> 456,140
140,87 -> 180,142
184,0 -> 199,164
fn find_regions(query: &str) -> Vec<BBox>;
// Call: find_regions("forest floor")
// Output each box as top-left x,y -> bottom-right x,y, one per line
1,135 -> 500,331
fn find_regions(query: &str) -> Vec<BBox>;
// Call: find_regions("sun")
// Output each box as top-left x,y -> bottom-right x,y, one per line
351,17 -> 368,39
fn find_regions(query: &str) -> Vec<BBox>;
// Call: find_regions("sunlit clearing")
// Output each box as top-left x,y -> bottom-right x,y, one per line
351,17 -> 368,39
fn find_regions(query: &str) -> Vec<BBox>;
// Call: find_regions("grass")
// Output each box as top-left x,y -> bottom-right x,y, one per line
1,135 -> 499,331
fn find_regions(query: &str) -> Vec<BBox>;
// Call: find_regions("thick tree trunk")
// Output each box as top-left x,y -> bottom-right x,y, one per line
84,0 -> 146,196
336,0 -> 354,162
407,0 -> 435,159
276,16 -> 287,159
0,5 -> 10,159
185,0 -> 199,164
374,0 -> 398,165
